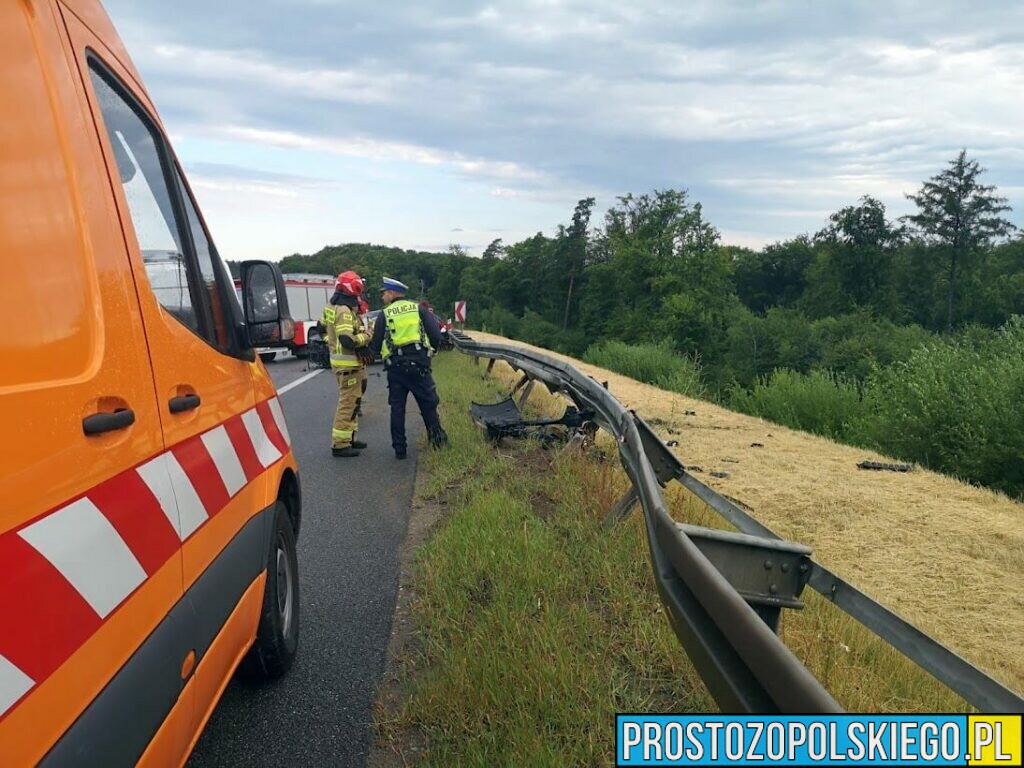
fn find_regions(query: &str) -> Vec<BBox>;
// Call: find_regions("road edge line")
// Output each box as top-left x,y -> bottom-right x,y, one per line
277,368 -> 324,395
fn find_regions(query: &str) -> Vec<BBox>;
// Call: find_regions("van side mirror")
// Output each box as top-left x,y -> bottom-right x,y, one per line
240,260 -> 295,347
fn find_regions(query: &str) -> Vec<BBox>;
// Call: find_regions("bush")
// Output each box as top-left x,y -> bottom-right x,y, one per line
858,317 -> 1024,496
514,310 -> 589,356
729,369 -> 864,441
583,340 -> 705,398
478,306 -> 521,338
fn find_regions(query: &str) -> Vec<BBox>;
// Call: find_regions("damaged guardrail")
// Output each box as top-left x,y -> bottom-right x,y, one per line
451,330 -> 1024,714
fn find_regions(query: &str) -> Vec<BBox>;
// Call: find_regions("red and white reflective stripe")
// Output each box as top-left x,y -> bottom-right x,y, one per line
201,425 -> 247,497
0,397 -> 292,719
18,499 -> 147,619
267,398 -> 291,446
241,408 -> 281,467
0,655 -> 34,718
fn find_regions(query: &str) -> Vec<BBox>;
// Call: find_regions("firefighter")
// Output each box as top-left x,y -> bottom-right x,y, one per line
323,270 -> 370,457
368,277 -> 448,459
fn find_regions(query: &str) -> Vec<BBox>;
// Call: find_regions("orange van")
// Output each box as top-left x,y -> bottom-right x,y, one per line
1,1 -> 303,764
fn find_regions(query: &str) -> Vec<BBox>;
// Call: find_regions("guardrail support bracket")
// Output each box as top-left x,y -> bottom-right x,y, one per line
677,523 -> 812,633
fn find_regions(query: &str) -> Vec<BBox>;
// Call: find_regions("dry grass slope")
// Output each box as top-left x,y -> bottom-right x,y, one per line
470,331 -> 1024,696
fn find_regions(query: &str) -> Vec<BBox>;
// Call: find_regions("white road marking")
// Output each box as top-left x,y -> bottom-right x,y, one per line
267,397 -> 291,446
18,498 -> 146,619
0,654 -> 34,717
201,425 -> 247,497
277,368 -> 323,395
242,408 -> 282,467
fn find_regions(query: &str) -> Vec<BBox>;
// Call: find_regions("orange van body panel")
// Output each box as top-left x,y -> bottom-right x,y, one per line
0,0 -> 165,493
136,677 -> 196,768
0,3 -> 183,761
57,0 -> 150,105
186,573 -> 267,761
139,572 -> 265,768
0,0 -> 300,763
0,563 -> 183,766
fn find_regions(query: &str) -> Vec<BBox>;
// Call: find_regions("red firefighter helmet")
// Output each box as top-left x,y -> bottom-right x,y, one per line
334,270 -> 364,297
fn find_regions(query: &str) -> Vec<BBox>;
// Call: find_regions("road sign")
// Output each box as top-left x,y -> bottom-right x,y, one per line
454,301 -> 466,323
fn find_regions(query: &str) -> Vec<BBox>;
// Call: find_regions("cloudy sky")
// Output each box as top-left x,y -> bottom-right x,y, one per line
104,1 -> 1024,260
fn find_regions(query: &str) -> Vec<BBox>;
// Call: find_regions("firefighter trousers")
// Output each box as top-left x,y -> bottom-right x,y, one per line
332,368 -> 362,448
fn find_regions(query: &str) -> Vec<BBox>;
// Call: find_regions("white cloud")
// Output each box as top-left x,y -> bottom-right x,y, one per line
105,0 -> 1024,255
150,43 -> 412,105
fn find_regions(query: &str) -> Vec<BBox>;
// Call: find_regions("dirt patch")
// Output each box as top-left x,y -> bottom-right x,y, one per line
529,489 -> 558,521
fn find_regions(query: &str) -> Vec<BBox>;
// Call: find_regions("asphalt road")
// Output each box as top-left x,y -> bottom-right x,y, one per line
188,356 -> 419,767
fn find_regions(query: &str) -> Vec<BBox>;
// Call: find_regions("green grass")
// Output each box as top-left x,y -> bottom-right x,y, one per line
377,352 -> 708,767
377,352 -> 969,767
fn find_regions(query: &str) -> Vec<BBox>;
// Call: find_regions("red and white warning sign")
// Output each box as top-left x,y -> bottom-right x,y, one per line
454,301 -> 467,323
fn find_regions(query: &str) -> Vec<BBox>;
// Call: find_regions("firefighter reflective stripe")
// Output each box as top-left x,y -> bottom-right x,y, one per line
201,425 -> 248,497
330,351 -> 359,367
242,408 -> 282,467
332,428 -> 353,441
0,655 -> 33,718
0,398 -> 292,720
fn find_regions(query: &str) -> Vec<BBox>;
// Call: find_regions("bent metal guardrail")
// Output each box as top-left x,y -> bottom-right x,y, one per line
450,331 -> 1024,714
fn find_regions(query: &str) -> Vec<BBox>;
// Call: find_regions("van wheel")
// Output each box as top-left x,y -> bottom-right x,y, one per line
239,503 -> 299,680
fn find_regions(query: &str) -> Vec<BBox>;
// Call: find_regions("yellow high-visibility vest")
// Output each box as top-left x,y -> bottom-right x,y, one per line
381,299 -> 428,359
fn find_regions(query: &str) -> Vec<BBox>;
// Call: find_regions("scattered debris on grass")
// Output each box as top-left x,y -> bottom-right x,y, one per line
858,460 -> 914,473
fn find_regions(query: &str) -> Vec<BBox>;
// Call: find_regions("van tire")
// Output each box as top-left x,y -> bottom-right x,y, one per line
259,351 -> 276,364
239,502 -> 300,680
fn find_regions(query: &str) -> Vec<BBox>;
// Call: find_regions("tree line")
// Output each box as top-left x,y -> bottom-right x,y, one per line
281,151 -> 1020,386
279,151 -> 1024,496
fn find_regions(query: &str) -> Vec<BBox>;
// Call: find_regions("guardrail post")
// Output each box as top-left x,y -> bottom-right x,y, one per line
603,486 -> 639,528
510,373 -> 529,393
484,358 -> 495,377
517,380 -> 535,410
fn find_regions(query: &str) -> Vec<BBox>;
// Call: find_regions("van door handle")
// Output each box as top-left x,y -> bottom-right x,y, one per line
168,394 -> 201,413
83,408 -> 136,435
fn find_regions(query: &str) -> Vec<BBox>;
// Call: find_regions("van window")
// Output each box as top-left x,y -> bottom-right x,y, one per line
88,65 -> 200,333
175,170 -> 235,349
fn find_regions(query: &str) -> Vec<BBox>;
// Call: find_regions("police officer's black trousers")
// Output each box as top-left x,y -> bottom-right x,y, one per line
386,358 -> 443,453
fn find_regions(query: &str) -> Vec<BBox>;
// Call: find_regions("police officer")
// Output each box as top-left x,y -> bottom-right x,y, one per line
323,270 -> 370,457
369,277 -> 448,459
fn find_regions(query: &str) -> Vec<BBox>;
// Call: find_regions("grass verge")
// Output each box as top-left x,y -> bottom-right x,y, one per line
375,351 -> 969,767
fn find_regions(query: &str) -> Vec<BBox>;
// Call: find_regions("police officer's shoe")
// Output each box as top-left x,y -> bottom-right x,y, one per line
351,440 -> 368,449
395,449 -> 407,460
332,446 -> 361,457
